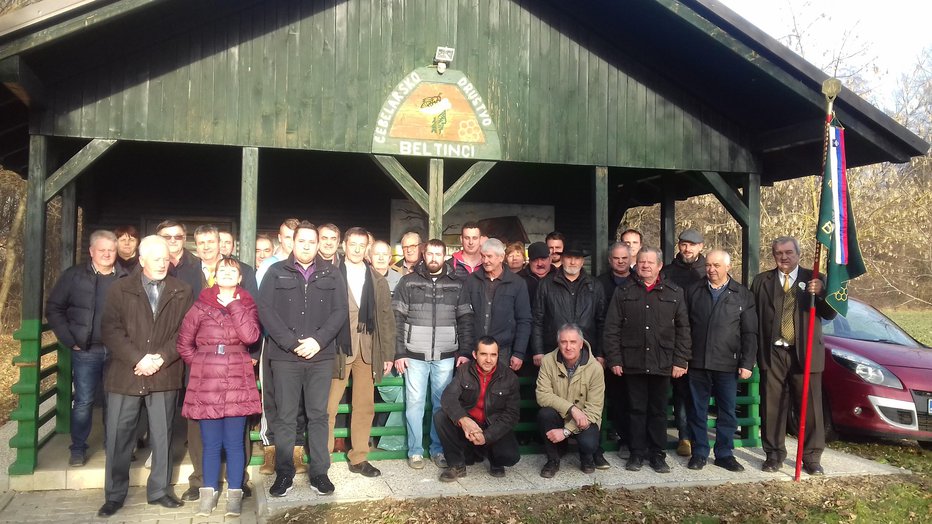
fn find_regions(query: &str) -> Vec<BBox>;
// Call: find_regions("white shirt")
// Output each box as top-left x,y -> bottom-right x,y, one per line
345,263 -> 367,306
779,266 -> 800,289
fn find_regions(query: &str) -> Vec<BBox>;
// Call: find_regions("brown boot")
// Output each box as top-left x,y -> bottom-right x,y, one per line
293,447 -> 308,474
259,445 -> 275,475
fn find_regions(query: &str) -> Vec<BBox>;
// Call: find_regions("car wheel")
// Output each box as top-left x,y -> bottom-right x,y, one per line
919,441 -> 932,451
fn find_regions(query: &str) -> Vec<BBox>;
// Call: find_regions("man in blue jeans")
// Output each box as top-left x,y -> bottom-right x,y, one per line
46,230 -> 127,466
393,239 -> 474,470
684,249 -> 758,472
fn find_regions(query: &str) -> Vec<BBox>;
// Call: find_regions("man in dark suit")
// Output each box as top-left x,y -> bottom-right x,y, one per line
750,236 -> 836,475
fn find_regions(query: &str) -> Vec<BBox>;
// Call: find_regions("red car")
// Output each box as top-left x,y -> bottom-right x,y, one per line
819,298 -> 932,448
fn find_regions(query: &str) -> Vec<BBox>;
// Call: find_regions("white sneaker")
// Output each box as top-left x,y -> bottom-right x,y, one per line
407,454 -> 424,469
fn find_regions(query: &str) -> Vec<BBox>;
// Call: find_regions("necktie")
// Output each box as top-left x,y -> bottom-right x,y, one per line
146,281 -> 160,315
780,272 -> 795,344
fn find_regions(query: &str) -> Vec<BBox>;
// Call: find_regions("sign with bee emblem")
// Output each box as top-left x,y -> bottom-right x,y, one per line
372,67 -> 502,160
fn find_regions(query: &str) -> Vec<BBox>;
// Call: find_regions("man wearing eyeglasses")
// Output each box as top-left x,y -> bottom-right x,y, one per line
393,231 -> 422,275
157,220 -> 202,294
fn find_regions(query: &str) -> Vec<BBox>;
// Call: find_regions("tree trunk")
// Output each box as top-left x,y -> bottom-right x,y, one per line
0,190 -> 27,327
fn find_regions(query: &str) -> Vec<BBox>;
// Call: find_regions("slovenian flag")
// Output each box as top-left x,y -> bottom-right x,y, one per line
816,116 -> 866,316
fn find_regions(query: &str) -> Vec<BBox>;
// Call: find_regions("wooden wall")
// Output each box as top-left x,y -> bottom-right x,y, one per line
36,0 -> 757,173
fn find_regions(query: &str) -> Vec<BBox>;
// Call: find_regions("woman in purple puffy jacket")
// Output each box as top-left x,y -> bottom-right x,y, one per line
177,257 -> 260,517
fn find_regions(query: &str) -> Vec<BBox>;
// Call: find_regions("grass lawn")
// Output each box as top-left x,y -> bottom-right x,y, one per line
884,309 -> 932,346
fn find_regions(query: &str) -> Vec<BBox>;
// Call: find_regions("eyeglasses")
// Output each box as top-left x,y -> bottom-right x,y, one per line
160,234 -> 185,241
402,244 -> 420,251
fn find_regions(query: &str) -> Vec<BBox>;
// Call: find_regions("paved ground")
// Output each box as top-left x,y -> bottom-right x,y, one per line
0,437 -> 903,523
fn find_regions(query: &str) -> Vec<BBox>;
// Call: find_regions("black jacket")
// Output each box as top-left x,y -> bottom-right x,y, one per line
603,278 -> 691,375
531,269 -> 606,357
464,268 -> 532,360
46,261 -> 128,350
257,255 -> 349,364
662,253 -> 706,290
169,249 -> 204,296
685,277 -> 758,372
439,361 -> 520,444
596,270 -> 633,304
392,261 -> 474,361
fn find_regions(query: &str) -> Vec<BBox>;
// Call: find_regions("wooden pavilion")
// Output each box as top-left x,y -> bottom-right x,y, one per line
1,0 -> 926,475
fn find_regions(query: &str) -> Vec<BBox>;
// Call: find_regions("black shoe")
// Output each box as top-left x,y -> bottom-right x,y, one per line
97,501 -> 123,517
593,452 -> 611,470
348,461 -> 382,477
440,465 -> 468,482
649,456 -> 671,473
687,456 -> 707,470
489,465 -> 505,478
69,452 -> 86,467
540,459 -> 560,478
580,459 -> 596,474
181,485 -> 200,501
269,475 -> 294,497
762,458 -> 782,472
148,494 -> 183,508
803,462 -> 824,476
625,456 -> 643,471
242,483 -> 252,498
714,456 -> 745,472
309,474 -> 335,495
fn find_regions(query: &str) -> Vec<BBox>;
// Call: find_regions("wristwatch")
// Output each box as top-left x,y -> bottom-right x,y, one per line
562,428 -> 571,438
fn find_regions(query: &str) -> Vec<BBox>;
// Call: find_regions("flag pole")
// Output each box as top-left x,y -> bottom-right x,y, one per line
795,78 -> 842,481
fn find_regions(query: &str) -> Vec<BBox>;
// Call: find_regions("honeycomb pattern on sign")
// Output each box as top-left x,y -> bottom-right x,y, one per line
458,119 -> 482,142
831,282 -> 849,302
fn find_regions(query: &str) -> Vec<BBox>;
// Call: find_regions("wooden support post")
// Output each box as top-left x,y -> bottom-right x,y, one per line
428,158 -> 444,240
371,155 -> 428,213
697,171 -> 750,227
9,135 -> 48,475
593,166 -> 609,275
659,178 -> 676,264
59,182 -> 77,270
240,147 -> 259,267
742,172 -> 761,284
43,138 -> 116,202
442,161 -> 495,215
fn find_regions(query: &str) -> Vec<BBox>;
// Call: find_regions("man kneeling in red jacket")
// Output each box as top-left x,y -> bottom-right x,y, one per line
434,336 -> 521,481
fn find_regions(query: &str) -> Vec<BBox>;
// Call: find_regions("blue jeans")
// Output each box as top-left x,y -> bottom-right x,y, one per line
71,345 -> 108,454
199,416 -> 247,490
688,369 -> 738,459
403,358 -> 454,457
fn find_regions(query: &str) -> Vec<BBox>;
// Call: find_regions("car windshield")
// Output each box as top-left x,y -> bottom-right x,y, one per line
822,300 -> 922,347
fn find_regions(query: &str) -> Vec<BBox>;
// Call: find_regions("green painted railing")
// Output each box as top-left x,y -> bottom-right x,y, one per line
9,322 -> 72,475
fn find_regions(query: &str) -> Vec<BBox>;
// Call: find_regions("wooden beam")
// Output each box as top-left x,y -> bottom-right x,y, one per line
697,171 -> 750,227
371,155 -> 428,214
0,56 -> 45,107
22,135 -> 47,324
742,172 -> 761,284
59,182 -> 77,270
442,161 -> 496,215
239,147 -> 259,268
592,166 -> 609,275
659,176 -> 676,264
428,158 -> 444,241
43,138 -> 116,202
0,0 -> 164,60
754,119 -> 824,153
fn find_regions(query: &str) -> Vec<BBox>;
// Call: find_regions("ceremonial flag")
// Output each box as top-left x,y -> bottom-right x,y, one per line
816,117 -> 866,316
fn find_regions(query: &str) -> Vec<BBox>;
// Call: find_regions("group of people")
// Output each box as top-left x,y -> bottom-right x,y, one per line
45,217 -> 834,518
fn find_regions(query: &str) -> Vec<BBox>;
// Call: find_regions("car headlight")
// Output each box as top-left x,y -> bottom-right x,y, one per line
830,349 -> 903,389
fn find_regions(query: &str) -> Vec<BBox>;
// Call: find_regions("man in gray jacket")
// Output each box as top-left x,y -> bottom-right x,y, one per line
393,239 -> 474,470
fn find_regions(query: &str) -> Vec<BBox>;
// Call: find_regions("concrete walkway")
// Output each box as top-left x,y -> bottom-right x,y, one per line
0,432 -> 905,523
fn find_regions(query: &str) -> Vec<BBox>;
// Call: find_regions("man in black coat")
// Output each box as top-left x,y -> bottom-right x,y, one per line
684,249 -> 757,472
463,238 -> 532,371
604,247 -> 691,474
595,242 -> 633,448
660,228 -> 706,458
750,236 -> 836,475
435,337 -> 521,481
46,230 -> 127,466
258,221 -> 349,497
